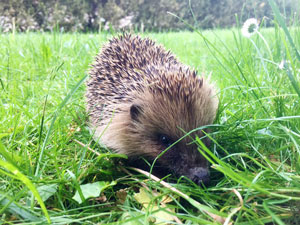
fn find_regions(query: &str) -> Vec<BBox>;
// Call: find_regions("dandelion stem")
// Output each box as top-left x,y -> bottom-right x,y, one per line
257,31 -> 273,61
249,38 -> 269,78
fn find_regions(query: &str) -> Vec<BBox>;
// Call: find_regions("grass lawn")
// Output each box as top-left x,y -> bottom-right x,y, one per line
0,21 -> 300,224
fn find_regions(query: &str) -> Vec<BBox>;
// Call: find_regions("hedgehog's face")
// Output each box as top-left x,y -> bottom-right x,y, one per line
147,131 -> 211,185
123,85 -> 218,185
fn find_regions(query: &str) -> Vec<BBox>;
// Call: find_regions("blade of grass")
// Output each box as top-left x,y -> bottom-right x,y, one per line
268,0 -> 300,60
263,200 -> 285,225
34,74 -> 87,178
281,36 -> 300,98
285,65 -> 300,98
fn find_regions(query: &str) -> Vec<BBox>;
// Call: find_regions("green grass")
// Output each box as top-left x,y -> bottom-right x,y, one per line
0,19 -> 300,225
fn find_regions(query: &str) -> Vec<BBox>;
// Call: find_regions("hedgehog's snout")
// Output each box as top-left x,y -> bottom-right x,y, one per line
188,167 -> 210,185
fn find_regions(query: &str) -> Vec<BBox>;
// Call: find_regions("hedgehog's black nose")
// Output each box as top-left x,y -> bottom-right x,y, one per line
188,168 -> 210,186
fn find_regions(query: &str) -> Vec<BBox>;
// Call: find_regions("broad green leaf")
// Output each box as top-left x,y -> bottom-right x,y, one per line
0,194 -> 39,221
134,188 -> 175,225
36,184 -> 58,202
72,181 -> 116,204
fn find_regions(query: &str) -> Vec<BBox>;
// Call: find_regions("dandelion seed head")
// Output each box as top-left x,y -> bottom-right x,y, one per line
241,18 -> 259,38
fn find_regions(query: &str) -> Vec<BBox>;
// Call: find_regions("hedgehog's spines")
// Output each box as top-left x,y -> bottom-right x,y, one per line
86,34 -> 218,183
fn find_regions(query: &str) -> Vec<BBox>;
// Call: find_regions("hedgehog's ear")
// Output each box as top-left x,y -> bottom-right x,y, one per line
130,104 -> 143,121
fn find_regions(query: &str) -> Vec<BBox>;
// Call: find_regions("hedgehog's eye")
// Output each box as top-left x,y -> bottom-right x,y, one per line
158,134 -> 173,148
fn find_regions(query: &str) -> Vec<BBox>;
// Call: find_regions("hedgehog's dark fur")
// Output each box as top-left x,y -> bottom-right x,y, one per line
86,34 -> 218,185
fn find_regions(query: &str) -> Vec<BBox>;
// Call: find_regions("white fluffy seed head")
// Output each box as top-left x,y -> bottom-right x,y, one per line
241,18 -> 259,38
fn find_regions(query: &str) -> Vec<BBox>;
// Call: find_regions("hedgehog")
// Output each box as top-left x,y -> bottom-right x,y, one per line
86,34 -> 218,185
